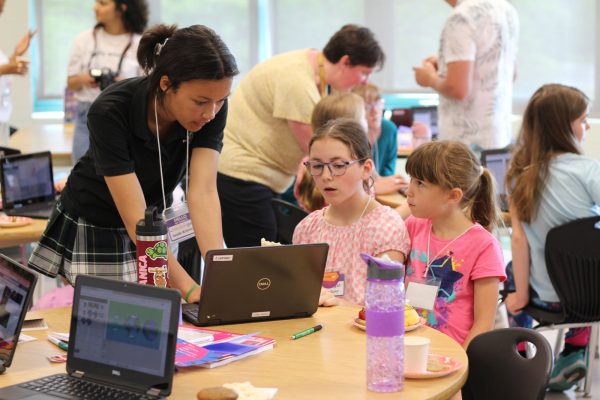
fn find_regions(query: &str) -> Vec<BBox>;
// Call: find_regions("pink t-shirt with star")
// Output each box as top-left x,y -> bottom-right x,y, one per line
293,202 -> 410,305
405,216 -> 506,344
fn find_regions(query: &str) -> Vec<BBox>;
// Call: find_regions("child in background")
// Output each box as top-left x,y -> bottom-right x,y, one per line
293,118 -> 410,305
294,92 -> 366,211
404,140 -> 505,348
504,84 -> 599,391
352,83 -> 408,195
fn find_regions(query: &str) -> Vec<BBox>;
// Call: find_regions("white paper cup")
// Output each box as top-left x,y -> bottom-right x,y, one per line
404,336 -> 430,373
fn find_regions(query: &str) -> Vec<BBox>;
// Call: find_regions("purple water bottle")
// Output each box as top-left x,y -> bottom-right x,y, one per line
362,253 -> 405,392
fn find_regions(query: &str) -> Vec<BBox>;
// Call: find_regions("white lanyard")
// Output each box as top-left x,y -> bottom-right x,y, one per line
424,221 -> 475,278
153,95 -> 190,212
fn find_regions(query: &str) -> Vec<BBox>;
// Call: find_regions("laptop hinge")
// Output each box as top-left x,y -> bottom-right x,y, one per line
71,370 -> 85,378
147,388 -> 161,396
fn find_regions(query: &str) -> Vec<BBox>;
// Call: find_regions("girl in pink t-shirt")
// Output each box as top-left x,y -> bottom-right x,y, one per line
403,141 -> 505,348
293,118 -> 410,305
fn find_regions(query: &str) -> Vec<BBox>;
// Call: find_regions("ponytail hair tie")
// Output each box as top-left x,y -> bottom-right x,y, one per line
154,38 -> 170,56
479,165 -> 485,176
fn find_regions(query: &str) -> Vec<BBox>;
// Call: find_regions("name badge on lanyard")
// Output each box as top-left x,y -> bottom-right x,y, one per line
163,202 -> 195,245
406,276 -> 441,311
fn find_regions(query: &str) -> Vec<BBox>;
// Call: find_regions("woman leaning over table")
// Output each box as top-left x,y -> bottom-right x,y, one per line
28,24 -> 238,304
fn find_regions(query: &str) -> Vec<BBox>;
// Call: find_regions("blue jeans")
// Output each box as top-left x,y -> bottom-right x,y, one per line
71,101 -> 92,164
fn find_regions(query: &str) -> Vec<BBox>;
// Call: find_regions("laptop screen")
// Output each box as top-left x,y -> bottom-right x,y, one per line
68,276 -> 180,395
0,254 -> 37,368
0,152 -> 55,207
481,149 -> 512,197
411,106 -> 439,140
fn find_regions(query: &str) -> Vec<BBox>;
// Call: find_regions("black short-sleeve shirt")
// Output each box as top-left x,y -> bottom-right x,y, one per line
60,77 -> 226,227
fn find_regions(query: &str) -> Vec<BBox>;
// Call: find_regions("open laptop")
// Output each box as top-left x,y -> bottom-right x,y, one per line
0,275 -> 181,399
0,146 -> 21,158
481,148 -> 512,212
183,243 -> 329,326
0,253 -> 38,373
411,106 -> 439,140
0,151 -> 57,219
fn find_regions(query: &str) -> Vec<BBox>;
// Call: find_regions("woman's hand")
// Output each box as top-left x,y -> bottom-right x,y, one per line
373,175 -> 408,195
505,291 -> 529,315
318,287 -> 339,307
2,57 -> 29,76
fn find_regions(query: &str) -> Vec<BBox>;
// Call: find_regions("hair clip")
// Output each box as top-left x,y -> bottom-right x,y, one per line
154,38 -> 169,56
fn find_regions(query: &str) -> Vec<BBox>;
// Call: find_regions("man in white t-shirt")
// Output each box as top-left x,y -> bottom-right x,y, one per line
413,0 -> 519,149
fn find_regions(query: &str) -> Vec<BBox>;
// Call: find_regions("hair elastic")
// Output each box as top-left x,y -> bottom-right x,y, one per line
479,165 -> 485,176
154,38 -> 169,56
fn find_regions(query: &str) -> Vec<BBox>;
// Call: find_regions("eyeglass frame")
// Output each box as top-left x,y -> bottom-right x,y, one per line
303,158 -> 368,177
365,98 -> 385,111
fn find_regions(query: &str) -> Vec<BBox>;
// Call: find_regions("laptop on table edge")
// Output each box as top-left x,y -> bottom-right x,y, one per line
0,275 -> 181,399
0,253 -> 38,373
183,243 -> 329,326
0,151 -> 57,219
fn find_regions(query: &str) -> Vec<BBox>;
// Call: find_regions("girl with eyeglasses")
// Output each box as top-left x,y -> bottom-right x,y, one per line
293,118 -> 409,306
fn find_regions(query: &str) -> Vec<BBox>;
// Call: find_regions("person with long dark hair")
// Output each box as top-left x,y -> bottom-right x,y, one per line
66,0 -> 149,164
29,24 -> 239,304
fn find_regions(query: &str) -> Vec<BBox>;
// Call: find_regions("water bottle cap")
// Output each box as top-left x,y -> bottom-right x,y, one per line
135,206 -> 168,236
361,253 -> 403,281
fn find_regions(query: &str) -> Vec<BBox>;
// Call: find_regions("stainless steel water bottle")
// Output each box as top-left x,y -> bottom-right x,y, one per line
136,206 -> 169,287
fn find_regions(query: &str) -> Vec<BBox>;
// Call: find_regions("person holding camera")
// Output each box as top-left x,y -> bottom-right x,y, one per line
66,0 -> 148,164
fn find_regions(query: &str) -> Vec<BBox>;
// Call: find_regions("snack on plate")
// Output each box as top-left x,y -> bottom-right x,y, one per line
404,304 -> 420,326
356,305 -> 420,327
223,382 -> 271,400
197,387 -> 238,400
260,238 -> 282,247
427,358 -> 450,373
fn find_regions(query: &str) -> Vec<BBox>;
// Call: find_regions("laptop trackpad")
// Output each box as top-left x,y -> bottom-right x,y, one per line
0,386 -> 59,399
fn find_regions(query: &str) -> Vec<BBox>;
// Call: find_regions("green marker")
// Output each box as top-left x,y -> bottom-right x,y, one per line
291,324 -> 323,340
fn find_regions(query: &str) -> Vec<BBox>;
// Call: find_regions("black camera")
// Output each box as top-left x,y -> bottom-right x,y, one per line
89,68 -> 116,91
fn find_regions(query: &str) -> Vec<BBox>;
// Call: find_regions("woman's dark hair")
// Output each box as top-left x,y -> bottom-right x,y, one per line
95,0 -> 149,34
138,24 -> 239,101
115,0 -> 149,34
323,24 -> 385,69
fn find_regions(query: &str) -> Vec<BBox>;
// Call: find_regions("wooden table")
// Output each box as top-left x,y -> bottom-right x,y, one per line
0,219 -> 47,249
1,306 -> 468,399
8,124 -> 73,167
376,192 -> 406,209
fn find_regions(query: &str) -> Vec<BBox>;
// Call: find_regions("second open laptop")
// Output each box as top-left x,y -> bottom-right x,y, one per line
182,243 -> 329,326
0,151 -> 57,219
480,147 -> 512,212
0,253 -> 38,373
0,275 -> 181,400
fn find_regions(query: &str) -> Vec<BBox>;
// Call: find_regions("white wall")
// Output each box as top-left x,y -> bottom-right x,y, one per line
1,0 -> 599,161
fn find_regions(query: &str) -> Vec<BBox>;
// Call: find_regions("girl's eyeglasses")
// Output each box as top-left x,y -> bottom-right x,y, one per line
303,158 -> 366,177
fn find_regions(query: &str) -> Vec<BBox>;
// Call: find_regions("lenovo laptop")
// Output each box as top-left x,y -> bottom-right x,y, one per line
0,151 -> 56,219
183,243 -> 329,326
0,253 -> 38,373
481,147 -> 512,212
0,275 -> 181,399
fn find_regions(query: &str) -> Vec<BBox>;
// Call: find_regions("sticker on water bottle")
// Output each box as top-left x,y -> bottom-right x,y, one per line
163,202 -> 195,244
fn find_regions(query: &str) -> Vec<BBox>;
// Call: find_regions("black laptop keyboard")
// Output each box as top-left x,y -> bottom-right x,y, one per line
19,374 -> 159,400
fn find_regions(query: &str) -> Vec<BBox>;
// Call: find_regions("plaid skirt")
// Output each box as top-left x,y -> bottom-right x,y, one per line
28,201 -> 137,285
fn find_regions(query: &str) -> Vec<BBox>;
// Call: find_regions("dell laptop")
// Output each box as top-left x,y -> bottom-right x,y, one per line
0,275 -> 181,399
481,147 -> 512,212
0,253 -> 38,374
0,151 -> 57,219
183,243 -> 329,326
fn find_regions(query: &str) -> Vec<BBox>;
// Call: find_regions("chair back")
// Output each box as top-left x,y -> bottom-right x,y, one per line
545,216 -> 600,323
462,328 -> 552,400
271,198 -> 308,244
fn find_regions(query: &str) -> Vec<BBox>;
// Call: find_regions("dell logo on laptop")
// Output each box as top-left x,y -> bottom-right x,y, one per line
257,278 -> 271,290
